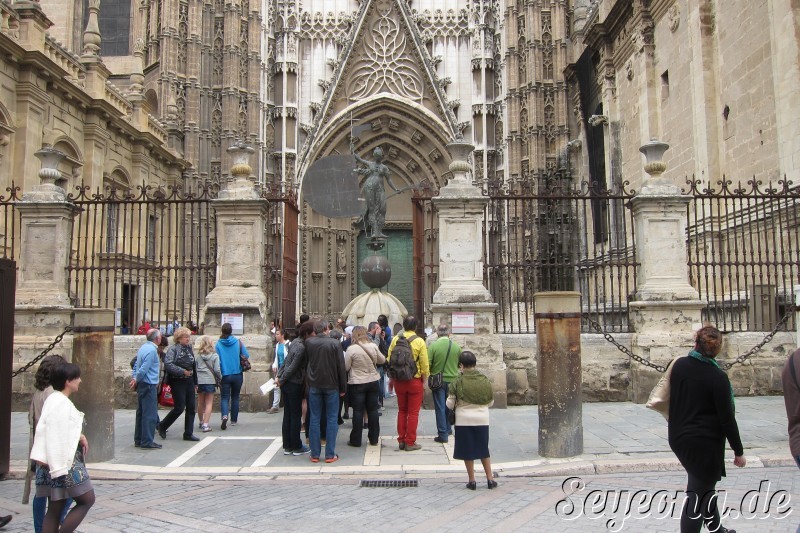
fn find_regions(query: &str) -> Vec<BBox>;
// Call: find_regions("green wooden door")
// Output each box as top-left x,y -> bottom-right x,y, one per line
357,230 -> 413,314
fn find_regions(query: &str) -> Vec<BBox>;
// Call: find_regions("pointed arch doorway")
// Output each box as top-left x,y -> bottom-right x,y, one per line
297,97 -> 451,323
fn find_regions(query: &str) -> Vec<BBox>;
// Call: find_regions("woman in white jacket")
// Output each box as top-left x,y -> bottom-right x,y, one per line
30,363 -> 95,533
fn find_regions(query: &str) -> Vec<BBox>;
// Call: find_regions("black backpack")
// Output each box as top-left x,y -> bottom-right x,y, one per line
388,334 -> 418,381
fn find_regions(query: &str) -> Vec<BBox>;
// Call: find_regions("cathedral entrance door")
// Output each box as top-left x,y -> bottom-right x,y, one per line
357,229 -> 413,316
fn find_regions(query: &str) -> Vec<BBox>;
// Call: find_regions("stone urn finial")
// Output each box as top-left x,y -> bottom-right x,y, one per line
445,140 -> 474,184
219,142 -> 258,199
34,145 -> 66,187
227,141 -> 255,179
639,138 -> 669,182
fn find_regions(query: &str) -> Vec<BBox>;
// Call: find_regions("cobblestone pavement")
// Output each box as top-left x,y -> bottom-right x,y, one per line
0,467 -> 797,532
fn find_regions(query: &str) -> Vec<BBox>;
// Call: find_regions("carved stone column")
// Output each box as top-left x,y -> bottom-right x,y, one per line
15,147 -> 79,334
431,141 -> 506,407
629,140 -> 705,402
202,143 -> 270,336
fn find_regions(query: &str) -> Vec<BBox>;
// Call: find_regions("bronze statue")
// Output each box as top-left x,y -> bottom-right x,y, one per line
354,147 -> 399,239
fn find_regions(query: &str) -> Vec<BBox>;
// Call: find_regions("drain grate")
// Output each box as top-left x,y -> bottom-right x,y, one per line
360,479 -> 419,488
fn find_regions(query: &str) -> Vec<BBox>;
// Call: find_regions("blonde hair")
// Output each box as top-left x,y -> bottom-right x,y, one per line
172,327 -> 192,343
194,335 -> 215,355
351,325 -> 370,345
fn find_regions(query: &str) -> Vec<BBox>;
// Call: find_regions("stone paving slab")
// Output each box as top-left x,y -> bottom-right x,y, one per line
6,396 -> 793,478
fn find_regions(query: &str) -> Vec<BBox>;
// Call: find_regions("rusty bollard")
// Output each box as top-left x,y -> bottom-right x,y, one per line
71,309 -> 116,462
534,292 -> 583,457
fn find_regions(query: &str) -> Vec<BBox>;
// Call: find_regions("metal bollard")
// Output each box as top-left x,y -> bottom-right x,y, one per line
71,309 -> 116,462
534,292 -> 583,458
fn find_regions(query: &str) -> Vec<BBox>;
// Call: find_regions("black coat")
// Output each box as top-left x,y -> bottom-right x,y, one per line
668,356 -> 744,482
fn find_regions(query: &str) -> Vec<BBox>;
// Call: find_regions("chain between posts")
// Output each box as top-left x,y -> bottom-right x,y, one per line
585,317 -> 668,372
719,304 -> 796,370
586,304 -> 796,373
11,325 -> 73,378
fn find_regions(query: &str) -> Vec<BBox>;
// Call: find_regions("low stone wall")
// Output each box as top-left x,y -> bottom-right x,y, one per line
11,334 -> 276,412
10,331 -> 796,411
502,331 -> 797,406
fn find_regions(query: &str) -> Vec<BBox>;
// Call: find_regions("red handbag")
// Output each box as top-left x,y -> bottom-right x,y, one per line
158,383 -> 174,407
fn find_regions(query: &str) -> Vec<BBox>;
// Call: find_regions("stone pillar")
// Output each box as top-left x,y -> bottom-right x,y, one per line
629,140 -> 705,402
534,292 -> 583,458
15,147 -> 79,334
71,309 -> 115,462
202,143 -> 270,336
431,140 -> 506,407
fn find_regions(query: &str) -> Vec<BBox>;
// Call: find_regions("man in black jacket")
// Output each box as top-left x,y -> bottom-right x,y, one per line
305,320 -> 347,463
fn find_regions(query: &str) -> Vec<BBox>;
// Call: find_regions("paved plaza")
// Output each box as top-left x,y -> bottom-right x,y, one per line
1,396 -> 798,531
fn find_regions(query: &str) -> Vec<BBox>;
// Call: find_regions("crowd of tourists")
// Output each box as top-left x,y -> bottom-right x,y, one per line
124,312 -> 498,482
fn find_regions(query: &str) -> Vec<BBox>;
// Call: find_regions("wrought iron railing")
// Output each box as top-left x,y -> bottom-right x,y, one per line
484,171 -> 638,333
686,177 -> 800,332
66,182 -> 219,331
0,183 -> 21,260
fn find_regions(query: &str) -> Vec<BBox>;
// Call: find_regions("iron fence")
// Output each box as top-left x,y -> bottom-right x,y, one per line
0,184 -> 21,260
686,178 -> 800,332
484,169 -> 638,333
66,182 -> 219,331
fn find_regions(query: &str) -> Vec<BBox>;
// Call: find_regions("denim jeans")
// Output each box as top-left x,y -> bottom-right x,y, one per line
377,366 -> 386,405
33,495 -> 71,533
309,387 -> 340,459
348,380 -> 381,446
220,373 -> 244,421
159,377 -> 197,437
134,382 -> 159,446
432,381 -> 451,440
281,381 -> 304,451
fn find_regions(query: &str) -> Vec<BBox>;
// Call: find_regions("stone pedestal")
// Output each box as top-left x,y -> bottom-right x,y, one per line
628,166 -> 705,401
202,144 -> 271,336
534,292 -> 583,458
70,309 -> 115,462
15,185 -> 79,335
431,141 -> 505,407
202,198 -> 271,335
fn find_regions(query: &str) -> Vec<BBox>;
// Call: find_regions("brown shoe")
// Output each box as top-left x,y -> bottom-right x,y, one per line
405,443 -> 422,451
267,407 -> 279,414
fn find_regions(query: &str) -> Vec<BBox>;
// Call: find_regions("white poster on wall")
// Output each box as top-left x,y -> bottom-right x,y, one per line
222,312 -> 244,335
452,312 -> 475,334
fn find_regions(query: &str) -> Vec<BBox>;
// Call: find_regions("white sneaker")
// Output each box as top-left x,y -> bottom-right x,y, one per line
201,424 -> 212,433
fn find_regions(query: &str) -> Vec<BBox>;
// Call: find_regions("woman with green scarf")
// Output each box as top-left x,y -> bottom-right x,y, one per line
446,351 -> 497,490
668,326 -> 746,533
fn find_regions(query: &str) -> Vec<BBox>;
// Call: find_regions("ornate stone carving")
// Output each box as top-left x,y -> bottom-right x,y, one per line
626,60 -> 634,80
347,2 -> 424,100
668,4 -> 680,33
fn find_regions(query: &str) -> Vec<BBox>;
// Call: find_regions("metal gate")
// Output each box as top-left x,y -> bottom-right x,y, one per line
0,257 -> 15,478
67,183 -> 218,331
412,179 -> 439,327
484,169 -> 638,333
280,195 -> 299,330
686,178 -> 800,331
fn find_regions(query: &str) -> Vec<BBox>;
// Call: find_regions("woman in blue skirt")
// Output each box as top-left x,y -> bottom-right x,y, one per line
446,351 -> 497,490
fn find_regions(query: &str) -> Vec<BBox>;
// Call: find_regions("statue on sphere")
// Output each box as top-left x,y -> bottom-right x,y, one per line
353,147 -> 399,239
